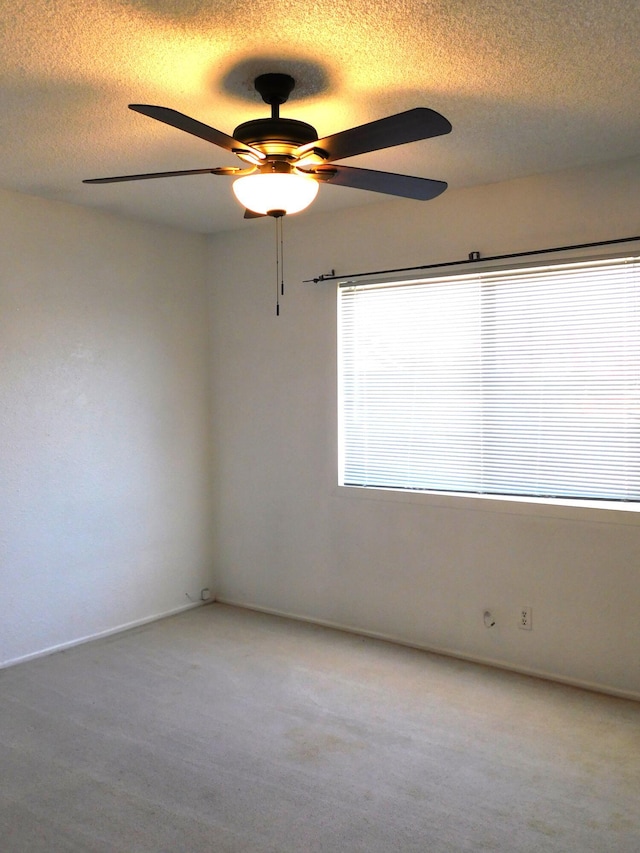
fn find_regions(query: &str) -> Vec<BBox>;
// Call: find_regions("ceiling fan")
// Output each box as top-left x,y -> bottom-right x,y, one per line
84,73 -> 452,218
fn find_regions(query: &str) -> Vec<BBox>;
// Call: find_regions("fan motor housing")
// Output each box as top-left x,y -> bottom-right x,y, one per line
233,118 -> 318,157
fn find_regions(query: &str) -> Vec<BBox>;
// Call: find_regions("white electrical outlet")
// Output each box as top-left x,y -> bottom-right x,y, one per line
519,606 -> 532,630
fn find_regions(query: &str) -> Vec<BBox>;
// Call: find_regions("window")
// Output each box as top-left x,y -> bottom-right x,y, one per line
338,256 -> 640,502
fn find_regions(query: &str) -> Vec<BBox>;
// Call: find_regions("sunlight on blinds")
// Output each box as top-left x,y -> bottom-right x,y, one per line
339,257 -> 640,501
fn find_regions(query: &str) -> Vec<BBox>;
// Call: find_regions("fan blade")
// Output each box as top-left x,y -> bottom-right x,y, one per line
83,166 -> 245,184
302,164 -> 447,200
296,108 -> 451,163
129,105 -> 264,160
244,209 -> 266,219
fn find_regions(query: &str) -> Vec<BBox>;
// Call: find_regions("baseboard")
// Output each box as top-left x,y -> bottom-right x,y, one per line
215,597 -> 640,703
0,600 -> 208,670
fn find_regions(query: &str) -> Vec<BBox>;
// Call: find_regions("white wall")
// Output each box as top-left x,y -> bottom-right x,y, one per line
0,188 -> 214,666
208,155 -> 640,699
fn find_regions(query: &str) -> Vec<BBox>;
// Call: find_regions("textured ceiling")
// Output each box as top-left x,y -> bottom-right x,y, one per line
1,0 -> 639,233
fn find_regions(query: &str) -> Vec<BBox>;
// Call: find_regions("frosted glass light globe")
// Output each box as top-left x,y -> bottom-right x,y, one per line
233,172 -> 319,216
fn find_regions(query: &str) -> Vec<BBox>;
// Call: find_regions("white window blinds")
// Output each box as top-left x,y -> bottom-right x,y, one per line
339,256 -> 640,501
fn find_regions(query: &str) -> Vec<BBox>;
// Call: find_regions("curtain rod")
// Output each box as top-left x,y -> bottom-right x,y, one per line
304,234 -> 640,284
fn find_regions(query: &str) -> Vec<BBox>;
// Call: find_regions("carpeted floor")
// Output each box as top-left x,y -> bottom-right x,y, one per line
0,603 -> 638,852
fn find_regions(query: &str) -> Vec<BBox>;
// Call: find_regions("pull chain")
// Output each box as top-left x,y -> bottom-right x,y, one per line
273,212 -> 285,316
275,215 -> 280,316
280,215 -> 285,298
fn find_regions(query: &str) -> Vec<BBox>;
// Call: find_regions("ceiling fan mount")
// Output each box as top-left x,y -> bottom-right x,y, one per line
253,73 -> 296,109
84,71 -> 452,217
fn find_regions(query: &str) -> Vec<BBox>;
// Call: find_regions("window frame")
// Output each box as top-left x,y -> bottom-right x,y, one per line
337,251 -> 640,509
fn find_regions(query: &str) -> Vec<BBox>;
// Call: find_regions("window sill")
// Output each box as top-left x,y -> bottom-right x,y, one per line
334,484 -> 640,526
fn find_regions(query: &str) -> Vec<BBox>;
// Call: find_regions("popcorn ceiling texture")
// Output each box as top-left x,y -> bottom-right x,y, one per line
0,0 -> 638,232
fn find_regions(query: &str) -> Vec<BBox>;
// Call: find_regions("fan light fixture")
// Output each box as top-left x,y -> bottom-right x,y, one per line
232,171 -> 319,216
83,74 -> 451,314
83,73 -> 452,219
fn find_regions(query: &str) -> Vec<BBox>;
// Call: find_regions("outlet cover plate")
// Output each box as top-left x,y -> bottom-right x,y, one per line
519,606 -> 532,630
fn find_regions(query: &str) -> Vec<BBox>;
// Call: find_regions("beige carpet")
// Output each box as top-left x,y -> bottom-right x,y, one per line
1,603 -> 638,852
